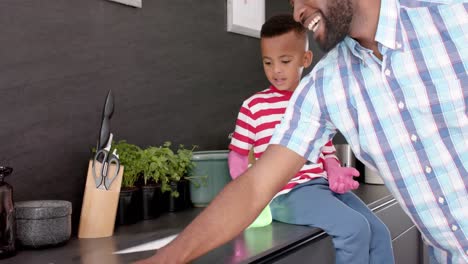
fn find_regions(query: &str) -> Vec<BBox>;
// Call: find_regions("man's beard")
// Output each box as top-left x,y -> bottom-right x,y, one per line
318,0 -> 353,52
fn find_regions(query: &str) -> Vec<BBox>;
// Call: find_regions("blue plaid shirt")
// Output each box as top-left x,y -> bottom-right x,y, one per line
271,0 -> 467,262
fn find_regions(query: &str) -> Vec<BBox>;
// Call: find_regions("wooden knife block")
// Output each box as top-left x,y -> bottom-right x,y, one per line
78,160 -> 123,238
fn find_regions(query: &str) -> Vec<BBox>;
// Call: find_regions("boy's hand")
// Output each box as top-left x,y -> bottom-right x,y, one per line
327,166 -> 360,194
324,158 -> 359,194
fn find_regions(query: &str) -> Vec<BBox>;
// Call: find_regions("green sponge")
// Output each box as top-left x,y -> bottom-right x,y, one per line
248,204 -> 272,228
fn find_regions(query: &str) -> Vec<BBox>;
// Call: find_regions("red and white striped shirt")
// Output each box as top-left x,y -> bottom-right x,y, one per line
229,85 -> 338,197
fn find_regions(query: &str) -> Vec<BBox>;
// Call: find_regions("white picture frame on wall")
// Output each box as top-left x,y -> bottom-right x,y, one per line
227,0 -> 265,38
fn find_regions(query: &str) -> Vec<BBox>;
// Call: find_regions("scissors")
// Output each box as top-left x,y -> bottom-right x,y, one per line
92,133 -> 120,190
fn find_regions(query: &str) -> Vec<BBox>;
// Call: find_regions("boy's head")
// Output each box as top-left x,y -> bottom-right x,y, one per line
260,14 -> 313,92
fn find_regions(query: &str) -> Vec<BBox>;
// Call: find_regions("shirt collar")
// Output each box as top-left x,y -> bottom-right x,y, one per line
270,85 -> 293,95
343,0 -> 404,58
374,0 -> 404,52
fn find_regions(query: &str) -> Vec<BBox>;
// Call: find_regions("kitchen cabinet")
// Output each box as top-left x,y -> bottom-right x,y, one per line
421,242 -> 431,264
267,235 -> 335,263
393,226 -> 420,264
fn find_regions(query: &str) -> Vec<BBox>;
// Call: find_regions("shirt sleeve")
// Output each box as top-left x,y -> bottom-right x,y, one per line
270,75 -> 337,163
321,140 -> 339,161
229,100 -> 256,156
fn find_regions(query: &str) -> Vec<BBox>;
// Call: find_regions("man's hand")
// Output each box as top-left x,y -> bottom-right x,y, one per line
324,158 -> 360,194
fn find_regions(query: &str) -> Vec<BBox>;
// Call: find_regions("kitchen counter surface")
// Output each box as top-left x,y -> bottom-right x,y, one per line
5,184 -> 393,264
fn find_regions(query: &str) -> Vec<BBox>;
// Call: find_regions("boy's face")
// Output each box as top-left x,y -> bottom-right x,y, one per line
261,31 -> 312,92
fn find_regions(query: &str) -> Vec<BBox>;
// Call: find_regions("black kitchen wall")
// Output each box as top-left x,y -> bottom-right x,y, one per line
0,0 -> 329,233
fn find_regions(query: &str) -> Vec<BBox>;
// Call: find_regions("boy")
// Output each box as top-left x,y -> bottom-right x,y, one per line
228,14 -> 394,264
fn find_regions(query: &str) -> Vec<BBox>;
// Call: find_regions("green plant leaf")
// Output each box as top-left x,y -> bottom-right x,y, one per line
112,140 -> 143,188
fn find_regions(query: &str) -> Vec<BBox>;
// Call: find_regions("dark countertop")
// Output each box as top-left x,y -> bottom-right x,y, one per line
5,184 -> 392,264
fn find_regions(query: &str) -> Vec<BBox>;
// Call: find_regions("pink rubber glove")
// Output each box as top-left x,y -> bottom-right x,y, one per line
324,158 -> 360,194
228,151 -> 249,180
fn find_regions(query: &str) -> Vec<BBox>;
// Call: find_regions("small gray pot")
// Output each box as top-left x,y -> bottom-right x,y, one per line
15,200 -> 72,248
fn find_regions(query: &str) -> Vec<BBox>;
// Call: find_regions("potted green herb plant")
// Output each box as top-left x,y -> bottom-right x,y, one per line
140,145 -> 171,219
113,140 -> 143,225
165,144 -> 197,212
152,142 -> 179,212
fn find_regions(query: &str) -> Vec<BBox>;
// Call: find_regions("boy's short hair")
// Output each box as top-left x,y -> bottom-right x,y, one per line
260,14 -> 306,38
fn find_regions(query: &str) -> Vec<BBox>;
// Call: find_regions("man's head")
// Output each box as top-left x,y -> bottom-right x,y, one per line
289,0 -> 353,52
260,14 -> 313,92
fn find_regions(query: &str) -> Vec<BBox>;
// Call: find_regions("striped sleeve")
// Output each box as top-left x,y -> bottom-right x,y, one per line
321,140 -> 339,162
229,101 -> 256,156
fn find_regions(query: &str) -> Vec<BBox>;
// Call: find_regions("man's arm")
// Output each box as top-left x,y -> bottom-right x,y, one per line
136,144 -> 306,264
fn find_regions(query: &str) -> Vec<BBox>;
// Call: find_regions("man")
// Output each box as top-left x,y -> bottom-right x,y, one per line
138,0 -> 467,263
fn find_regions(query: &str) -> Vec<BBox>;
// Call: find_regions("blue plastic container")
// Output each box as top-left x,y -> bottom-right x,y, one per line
188,150 -> 231,207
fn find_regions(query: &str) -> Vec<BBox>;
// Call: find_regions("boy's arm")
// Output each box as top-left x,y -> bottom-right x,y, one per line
135,144 -> 306,264
228,101 -> 256,178
321,141 -> 359,194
